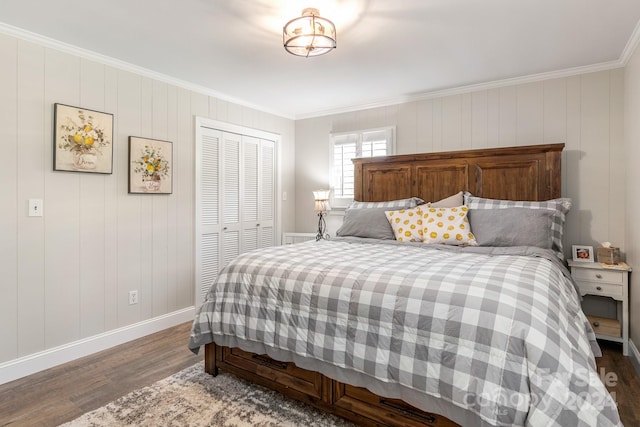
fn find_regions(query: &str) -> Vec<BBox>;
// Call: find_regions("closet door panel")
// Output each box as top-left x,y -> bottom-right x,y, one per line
242,136 -> 260,252
222,229 -> 240,268
259,139 -> 275,247
197,127 -> 222,306
222,133 -> 241,228
243,136 -> 259,222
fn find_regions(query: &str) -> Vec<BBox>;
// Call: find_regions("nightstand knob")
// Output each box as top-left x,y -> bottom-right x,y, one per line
596,286 -> 602,291
596,274 -> 603,279
593,321 -> 600,327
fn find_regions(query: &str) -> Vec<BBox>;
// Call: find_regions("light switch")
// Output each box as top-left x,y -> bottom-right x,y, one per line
282,191 -> 288,201
29,199 -> 43,217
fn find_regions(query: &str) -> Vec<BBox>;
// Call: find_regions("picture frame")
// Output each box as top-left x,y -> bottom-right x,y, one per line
128,136 -> 173,194
53,103 -> 114,174
572,245 -> 594,262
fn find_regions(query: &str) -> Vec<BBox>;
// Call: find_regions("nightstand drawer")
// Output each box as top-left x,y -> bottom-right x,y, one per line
587,315 -> 621,337
572,268 -> 623,284
575,280 -> 623,299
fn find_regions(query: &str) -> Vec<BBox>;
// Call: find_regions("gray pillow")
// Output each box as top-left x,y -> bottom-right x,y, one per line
347,197 -> 424,209
468,208 -> 555,248
464,192 -> 571,258
336,207 -> 395,239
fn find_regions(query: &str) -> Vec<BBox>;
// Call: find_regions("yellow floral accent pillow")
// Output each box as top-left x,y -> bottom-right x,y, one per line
422,206 -> 477,246
385,206 -> 426,242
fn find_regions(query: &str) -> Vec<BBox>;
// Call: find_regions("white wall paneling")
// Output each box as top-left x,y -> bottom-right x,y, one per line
104,65 -> 119,332
624,42 -> 640,352
17,40 -> 47,357
295,69 -> 626,266
0,33 -> 19,363
608,70 -> 626,251
0,32 -> 295,382
44,49 -> 82,350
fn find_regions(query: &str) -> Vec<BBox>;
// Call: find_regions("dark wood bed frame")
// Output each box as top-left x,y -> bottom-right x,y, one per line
204,143 -> 564,427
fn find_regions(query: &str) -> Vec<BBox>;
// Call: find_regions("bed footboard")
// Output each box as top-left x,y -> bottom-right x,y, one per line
203,343 -> 459,427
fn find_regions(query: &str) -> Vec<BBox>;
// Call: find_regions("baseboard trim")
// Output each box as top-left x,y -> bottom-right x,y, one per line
0,307 -> 195,385
629,339 -> 640,377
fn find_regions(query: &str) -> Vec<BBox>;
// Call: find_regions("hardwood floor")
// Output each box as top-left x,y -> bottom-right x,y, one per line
0,322 -> 202,426
597,341 -> 640,426
0,325 -> 637,427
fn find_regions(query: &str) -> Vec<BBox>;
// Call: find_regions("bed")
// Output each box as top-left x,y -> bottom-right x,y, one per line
189,143 -> 621,427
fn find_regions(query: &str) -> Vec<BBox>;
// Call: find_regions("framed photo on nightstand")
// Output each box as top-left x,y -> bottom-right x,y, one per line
572,245 -> 594,262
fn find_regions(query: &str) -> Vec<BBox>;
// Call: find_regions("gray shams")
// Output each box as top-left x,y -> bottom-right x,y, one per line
468,207 -> 555,248
336,207 -> 396,240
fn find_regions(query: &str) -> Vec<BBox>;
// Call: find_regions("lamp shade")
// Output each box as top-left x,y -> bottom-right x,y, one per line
283,8 -> 336,57
313,189 -> 331,212
314,199 -> 331,212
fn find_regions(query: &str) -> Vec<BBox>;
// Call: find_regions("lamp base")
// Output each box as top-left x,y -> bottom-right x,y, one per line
316,211 -> 330,241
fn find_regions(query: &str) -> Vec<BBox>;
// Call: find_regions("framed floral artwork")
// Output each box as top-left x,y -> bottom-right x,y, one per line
53,103 -> 114,173
128,136 -> 173,194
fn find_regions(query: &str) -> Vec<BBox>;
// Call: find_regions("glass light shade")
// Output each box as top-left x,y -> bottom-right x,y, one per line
283,8 -> 336,57
314,199 -> 331,212
313,189 -> 331,212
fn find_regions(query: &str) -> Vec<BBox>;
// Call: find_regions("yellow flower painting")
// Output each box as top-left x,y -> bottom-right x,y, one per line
128,136 -> 173,194
53,103 -> 114,173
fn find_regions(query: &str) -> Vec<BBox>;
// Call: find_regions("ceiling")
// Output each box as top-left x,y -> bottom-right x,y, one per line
1,0 -> 640,119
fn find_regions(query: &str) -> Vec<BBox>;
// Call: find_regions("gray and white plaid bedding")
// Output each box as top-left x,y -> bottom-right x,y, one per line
189,239 -> 620,427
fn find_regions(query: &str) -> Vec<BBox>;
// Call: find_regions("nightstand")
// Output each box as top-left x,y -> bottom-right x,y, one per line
282,232 -> 317,245
567,260 -> 631,355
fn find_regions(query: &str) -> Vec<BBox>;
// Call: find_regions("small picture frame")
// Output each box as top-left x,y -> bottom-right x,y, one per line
572,245 -> 594,262
53,103 -> 114,174
128,136 -> 173,194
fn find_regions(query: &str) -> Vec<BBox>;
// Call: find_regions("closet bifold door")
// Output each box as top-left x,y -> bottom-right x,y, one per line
240,135 -> 275,253
221,131 -> 241,267
259,139 -> 275,248
196,127 -> 223,307
196,125 -> 277,308
242,136 -> 260,253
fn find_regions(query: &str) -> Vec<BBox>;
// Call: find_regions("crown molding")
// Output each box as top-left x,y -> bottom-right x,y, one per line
295,59 -> 625,120
0,22 -> 294,120
620,17 -> 640,66
1,21 -> 635,122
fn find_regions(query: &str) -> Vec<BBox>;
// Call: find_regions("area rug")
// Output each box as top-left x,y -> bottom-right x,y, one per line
60,363 -> 356,427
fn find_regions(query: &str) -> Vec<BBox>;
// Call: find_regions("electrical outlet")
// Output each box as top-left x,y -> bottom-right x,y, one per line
129,290 -> 138,305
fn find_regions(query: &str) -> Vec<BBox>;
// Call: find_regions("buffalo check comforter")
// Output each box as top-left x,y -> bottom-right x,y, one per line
189,238 -> 621,427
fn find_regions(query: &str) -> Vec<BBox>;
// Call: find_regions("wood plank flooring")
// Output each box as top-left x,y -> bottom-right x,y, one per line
0,322 -> 202,426
0,324 -> 638,426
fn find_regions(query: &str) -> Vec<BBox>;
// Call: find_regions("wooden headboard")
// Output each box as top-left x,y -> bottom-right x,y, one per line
353,143 -> 564,203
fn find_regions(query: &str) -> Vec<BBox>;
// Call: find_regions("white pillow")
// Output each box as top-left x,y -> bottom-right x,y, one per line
428,191 -> 464,208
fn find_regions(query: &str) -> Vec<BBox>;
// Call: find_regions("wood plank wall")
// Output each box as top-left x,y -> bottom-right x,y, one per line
0,33 -> 295,365
295,70 -> 626,263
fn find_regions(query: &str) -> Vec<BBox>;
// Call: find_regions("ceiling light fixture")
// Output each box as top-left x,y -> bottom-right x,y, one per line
283,8 -> 336,57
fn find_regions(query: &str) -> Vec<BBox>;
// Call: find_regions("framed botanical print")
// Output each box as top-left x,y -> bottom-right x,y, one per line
53,103 -> 114,173
128,136 -> 173,194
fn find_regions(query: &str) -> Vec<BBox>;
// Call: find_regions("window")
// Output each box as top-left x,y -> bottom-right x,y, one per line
330,126 -> 395,207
